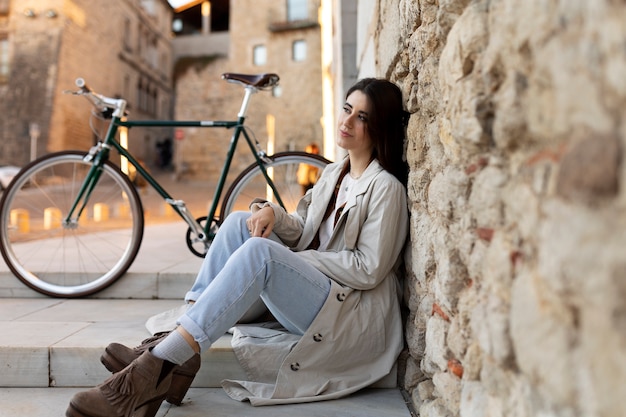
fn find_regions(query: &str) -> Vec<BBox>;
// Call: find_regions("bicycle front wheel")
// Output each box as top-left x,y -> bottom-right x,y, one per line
221,151 -> 330,217
0,151 -> 144,298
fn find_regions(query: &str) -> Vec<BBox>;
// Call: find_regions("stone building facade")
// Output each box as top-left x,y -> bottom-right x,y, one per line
0,0 -> 173,168
348,1 -> 626,416
172,0 -> 323,181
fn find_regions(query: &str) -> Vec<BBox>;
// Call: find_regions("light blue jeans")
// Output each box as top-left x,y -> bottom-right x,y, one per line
179,211 -> 331,352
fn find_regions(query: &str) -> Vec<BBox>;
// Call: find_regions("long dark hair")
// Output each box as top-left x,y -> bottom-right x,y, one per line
346,78 -> 409,186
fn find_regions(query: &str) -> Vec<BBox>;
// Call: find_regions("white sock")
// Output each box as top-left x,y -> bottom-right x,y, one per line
151,330 -> 196,365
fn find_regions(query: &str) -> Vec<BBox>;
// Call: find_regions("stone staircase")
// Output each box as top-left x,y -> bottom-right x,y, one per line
0,221 -> 411,417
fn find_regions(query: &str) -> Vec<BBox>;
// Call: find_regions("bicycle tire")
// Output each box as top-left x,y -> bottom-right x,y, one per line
221,151 -> 330,218
0,151 -> 144,298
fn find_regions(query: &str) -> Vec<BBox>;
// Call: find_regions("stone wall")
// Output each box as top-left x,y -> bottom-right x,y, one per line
372,1 -> 626,416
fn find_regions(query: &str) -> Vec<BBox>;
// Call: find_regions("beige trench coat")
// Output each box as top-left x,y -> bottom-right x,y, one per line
221,158 -> 409,405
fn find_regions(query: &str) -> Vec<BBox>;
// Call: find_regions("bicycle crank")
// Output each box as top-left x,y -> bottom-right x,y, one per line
185,216 -> 219,258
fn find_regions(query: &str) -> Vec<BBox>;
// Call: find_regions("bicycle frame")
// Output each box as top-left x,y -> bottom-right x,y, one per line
67,85 -> 286,243
0,73 -> 333,297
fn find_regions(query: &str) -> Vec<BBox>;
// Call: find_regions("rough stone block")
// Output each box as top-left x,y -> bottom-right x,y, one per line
423,316 -> 450,374
433,371 -> 462,412
419,397 -> 453,417
459,381 -> 487,417
556,134 -> 620,206
510,272 -> 576,405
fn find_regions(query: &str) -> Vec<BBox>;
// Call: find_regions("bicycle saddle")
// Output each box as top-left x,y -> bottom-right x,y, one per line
222,73 -> 280,89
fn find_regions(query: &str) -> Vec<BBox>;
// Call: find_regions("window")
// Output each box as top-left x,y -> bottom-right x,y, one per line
123,18 -> 132,51
253,45 -> 267,66
149,88 -> 157,115
0,37 -> 9,83
292,40 -> 307,62
123,75 -> 130,101
137,79 -> 145,110
287,0 -> 307,21
161,97 -> 169,119
147,37 -> 158,69
136,25 -> 144,58
160,52 -> 168,78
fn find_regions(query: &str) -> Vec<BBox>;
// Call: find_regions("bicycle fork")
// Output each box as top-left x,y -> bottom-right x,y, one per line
63,144 -> 110,228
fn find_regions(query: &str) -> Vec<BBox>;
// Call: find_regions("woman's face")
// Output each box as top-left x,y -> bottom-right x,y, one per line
337,90 -> 374,157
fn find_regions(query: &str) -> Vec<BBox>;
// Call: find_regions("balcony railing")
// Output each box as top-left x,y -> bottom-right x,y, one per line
171,32 -> 230,62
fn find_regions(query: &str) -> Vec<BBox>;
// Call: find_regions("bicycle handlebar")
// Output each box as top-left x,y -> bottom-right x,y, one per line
75,77 -> 91,92
71,78 -> 127,118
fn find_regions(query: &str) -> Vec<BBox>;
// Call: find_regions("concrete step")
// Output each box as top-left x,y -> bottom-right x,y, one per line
0,299 -> 411,417
0,298 -> 241,388
0,298 -> 397,389
0,219 -> 411,416
0,387 -> 413,417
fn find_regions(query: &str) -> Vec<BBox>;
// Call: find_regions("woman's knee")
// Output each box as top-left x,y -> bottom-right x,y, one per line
221,211 -> 250,230
224,211 -> 250,223
236,238 -> 292,271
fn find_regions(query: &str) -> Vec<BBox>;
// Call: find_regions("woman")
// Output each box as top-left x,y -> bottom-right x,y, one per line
66,78 -> 410,417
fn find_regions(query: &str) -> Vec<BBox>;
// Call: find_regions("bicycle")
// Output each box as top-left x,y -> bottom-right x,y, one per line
0,73 -> 330,298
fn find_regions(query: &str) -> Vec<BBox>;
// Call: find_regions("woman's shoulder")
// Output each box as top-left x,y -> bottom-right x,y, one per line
320,158 -> 405,192
369,161 -> 405,190
323,160 -> 345,173
316,161 -> 344,183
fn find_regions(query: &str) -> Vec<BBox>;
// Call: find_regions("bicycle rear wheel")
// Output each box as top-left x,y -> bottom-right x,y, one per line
221,151 -> 330,217
0,151 -> 144,298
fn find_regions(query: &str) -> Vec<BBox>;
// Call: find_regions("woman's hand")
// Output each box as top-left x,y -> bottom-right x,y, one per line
247,206 -> 275,238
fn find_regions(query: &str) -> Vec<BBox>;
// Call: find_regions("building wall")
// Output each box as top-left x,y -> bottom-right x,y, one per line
355,1 -> 626,416
173,0 -> 323,180
0,0 -> 63,164
0,0 -> 173,168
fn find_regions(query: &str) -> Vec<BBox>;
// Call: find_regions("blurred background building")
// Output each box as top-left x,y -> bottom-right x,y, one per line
0,0 -> 325,179
168,0 -> 323,180
0,0 -> 174,168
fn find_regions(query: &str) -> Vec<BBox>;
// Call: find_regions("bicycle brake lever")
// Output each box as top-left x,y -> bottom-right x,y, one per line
83,144 -> 101,162
257,151 -> 272,164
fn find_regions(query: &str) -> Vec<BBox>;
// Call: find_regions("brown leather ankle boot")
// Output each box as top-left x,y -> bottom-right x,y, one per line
100,332 -> 170,372
100,333 -> 201,406
66,350 -> 173,417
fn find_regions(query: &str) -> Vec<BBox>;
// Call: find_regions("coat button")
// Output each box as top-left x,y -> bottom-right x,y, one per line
290,362 -> 300,371
336,293 -> 346,302
313,333 -> 323,342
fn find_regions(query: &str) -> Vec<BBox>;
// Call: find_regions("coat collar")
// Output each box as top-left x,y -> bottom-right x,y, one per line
346,158 -> 383,200
296,158 -> 384,251
320,157 -> 384,203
